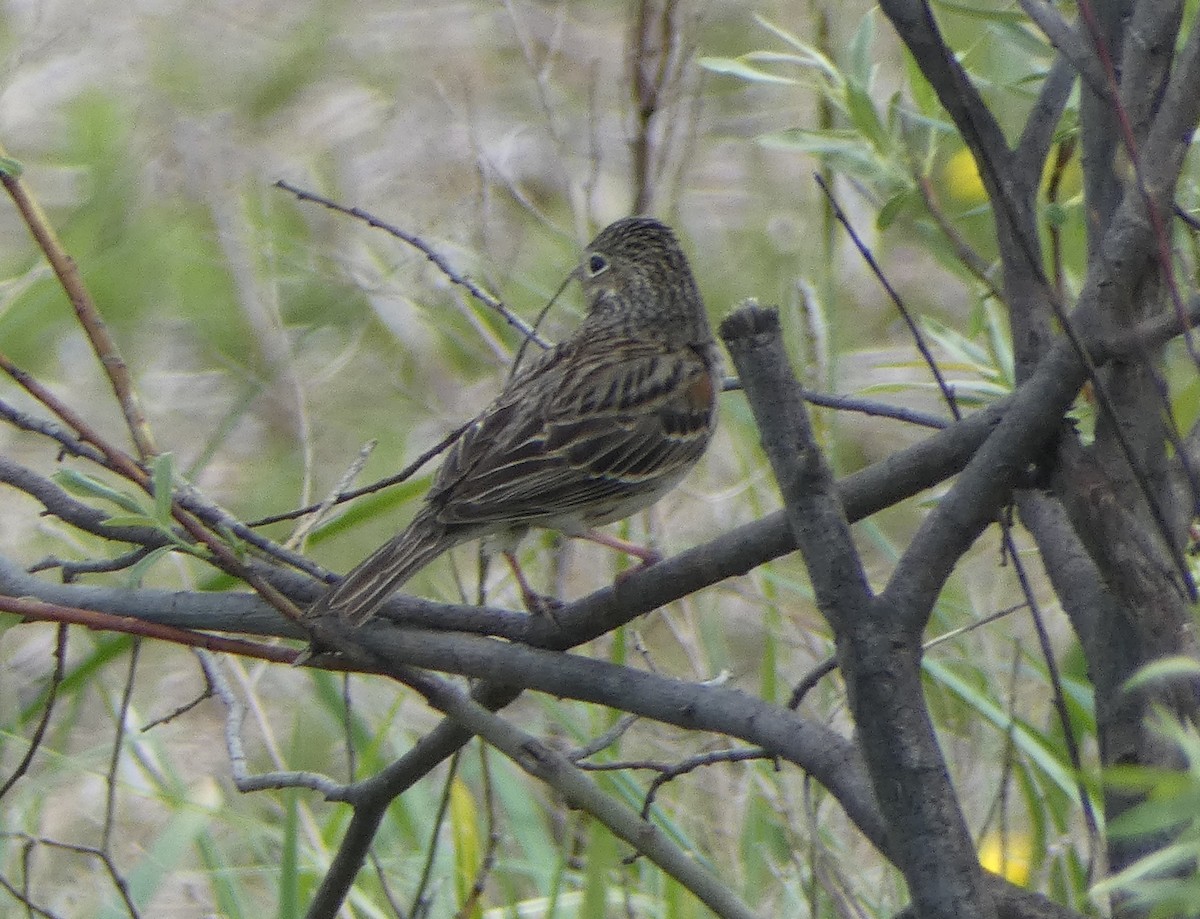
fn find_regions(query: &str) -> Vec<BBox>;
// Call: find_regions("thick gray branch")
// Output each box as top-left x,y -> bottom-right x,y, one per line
720,303 -> 997,919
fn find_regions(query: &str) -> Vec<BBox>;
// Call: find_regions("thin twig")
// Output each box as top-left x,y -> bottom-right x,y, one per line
641,747 -> 772,819
789,603 -> 1029,710
385,662 -> 764,919
200,650 -> 350,798
140,682 -> 214,731
0,625 -> 68,798
454,745 -> 499,919
570,713 -> 640,761
247,417 -> 475,528
0,158 -> 158,460
721,378 -> 952,430
285,440 -> 376,549
1006,527 -> 1102,881
0,596 -> 309,667
0,350 -> 309,621
274,179 -> 549,350
103,640 -> 140,851
3,835 -> 140,919
1043,137 -> 1076,302
814,174 -> 961,421
1075,0 -> 1195,365
29,548 -> 155,580
915,175 -> 1003,302
410,750 -> 462,919
0,871 -> 62,919
0,397 -> 106,463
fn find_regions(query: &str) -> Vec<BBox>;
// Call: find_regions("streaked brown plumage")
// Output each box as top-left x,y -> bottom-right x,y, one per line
309,216 -> 720,626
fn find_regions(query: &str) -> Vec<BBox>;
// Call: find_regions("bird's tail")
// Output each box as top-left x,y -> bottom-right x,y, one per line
309,509 -> 452,626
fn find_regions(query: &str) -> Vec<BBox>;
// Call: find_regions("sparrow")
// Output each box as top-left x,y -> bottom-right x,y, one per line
309,216 -> 720,625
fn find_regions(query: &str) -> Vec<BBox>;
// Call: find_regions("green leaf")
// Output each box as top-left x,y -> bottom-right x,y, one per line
845,80 -> 888,152
580,819 -> 618,919
933,0 -> 1032,24
54,469 -> 147,514
1044,201 -> 1068,227
1108,788 -> 1200,837
751,14 -> 809,52
878,190 -> 914,229
0,156 -> 24,178
697,56 -> 797,85
277,789 -> 300,919
101,513 -> 159,529
126,545 -> 176,586
450,777 -> 483,919
848,10 -> 876,91
752,15 -> 843,84
151,451 -> 175,525
758,129 -> 881,180
1124,655 -> 1200,692
982,300 -> 1015,387
924,658 -> 1083,800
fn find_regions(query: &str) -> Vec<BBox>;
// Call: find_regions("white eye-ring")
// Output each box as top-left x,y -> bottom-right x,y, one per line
586,253 -> 609,276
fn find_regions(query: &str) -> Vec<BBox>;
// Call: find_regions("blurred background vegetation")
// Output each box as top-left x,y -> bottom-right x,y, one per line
1,1 -> 1193,917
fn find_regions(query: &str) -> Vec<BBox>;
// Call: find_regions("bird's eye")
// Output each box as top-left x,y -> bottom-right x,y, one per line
587,253 -> 609,276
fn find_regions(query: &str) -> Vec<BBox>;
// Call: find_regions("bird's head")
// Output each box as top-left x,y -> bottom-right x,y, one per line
574,216 -> 708,342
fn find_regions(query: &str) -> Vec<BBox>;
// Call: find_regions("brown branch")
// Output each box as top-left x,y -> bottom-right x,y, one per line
0,596 -> 302,665
0,155 -> 158,460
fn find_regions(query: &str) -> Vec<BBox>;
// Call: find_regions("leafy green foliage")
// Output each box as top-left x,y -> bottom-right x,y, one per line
1096,688 -> 1200,917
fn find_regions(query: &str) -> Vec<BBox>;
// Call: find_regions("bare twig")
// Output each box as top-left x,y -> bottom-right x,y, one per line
102,640 -> 140,851
0,397 -> 106,463
454,745 -> 500,919
1006,536 -> 1102,880
914,174 -> 1003,302
274,179 -> 549,350
0,595 -> 305,666
0,158 -> 158,460
570,713 -> 640,761
640,746 -> 771,819
141,680 -> 214,731
386,661 -> 764,919
0,351 -> 310,621
200,650 -> 350,798
285,439 -> 376,548
630,0 -> 686,213
815,174 -> 961,420
0,625 -> 67,798
247,416 -> 475,529
0,871 -> 62,919
1015,0 -> 1109,96
2,835 -> 140,919
722,379 -> 953,430
410,750 -> 462,919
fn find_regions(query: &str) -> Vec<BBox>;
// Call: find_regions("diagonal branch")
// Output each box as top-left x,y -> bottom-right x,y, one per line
387,663 -> 764,919
0,155 -> 158,460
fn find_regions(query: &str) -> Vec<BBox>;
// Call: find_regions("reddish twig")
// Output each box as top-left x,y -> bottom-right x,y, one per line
0,595 -> 302,662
